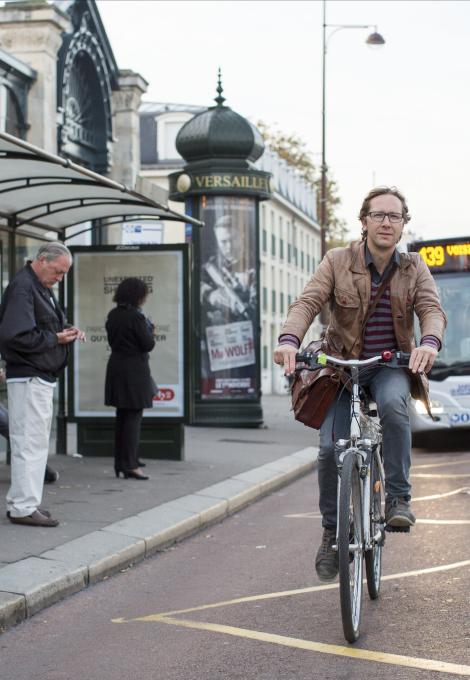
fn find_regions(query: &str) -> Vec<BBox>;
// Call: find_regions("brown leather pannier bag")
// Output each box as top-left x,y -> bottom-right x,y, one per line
291,340 -> 343,429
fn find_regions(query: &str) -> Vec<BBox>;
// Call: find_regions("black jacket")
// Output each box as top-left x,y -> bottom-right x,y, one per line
0,263 -> 68,382
104,305 -> 156,409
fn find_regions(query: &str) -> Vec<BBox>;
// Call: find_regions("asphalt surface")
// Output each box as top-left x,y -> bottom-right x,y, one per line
0,441 -> 469,679
0,394 -> 318,632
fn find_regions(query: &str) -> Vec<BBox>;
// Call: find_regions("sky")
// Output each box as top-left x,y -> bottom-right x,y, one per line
97,0 -> 470,243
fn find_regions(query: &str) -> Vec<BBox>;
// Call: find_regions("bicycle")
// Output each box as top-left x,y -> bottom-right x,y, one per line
295,349 -> 411,643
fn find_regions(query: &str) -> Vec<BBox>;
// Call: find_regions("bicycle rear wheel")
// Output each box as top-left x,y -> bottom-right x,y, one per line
338,451 -> 363,643
365,445 -> 385,600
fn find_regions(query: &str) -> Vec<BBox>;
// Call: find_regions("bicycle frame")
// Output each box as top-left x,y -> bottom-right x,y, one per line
295,349 -> 409,642
328,359 -> 384,553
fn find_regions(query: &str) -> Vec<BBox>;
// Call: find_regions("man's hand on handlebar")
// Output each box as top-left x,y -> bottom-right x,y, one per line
273,344 -> 298,376
409,345 -> 438,374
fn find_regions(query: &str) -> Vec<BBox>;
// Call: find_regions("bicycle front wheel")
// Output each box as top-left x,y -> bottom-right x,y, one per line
338,451 -> 363,643
365,444 -> 386,600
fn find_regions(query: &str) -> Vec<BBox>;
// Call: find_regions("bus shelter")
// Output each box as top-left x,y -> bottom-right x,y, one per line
0,131 -> 202,460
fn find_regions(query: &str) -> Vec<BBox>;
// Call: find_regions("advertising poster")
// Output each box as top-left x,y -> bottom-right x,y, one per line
72,247 -> 185,417
199,196 -> 259,399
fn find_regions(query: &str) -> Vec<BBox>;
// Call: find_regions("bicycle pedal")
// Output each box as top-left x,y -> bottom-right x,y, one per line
385,524 -> 411,533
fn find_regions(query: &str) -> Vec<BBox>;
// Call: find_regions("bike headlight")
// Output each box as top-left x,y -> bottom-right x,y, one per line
414,399 -> 444,415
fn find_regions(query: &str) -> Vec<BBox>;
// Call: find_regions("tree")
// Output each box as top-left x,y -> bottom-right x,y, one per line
256,121 -> 348,248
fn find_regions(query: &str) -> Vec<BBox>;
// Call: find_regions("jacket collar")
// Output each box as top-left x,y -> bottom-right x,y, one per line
349,240 -> 411,274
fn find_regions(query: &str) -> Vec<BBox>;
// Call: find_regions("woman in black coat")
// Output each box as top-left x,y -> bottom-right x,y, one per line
105,278 -> 156,480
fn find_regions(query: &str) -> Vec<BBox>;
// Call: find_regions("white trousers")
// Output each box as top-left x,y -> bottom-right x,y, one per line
6,378 -> 54,517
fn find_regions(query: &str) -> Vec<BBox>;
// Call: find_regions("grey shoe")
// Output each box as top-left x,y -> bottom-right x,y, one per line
385,497 -> 416,527
9,510 -> 59,527
315,527 -> 338,581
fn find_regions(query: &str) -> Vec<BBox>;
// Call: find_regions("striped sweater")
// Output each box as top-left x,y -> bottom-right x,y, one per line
361,281 -> 395,358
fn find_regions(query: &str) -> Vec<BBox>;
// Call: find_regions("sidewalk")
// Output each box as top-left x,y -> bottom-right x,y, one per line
0,395 -> 319,633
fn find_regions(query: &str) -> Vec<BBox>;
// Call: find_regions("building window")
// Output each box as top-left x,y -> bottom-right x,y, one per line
288,244 -> 292,264
301,251 -> 304,270
279,238 -> 284,260
271,234 -> 276,257
263,287 -> 268,311
262,229 -> 267,253
280,292 -> 285,315
272,290 -> 276,313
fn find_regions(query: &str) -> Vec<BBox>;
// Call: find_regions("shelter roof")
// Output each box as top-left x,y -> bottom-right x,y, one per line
0,131 -> 202,237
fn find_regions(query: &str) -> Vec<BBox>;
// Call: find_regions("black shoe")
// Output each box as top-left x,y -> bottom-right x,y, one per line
137,460 -> 146,467
44,465 -> 59,484
315,527 -> 338,581
115,468 -> 149,480
385,497 -> 416,527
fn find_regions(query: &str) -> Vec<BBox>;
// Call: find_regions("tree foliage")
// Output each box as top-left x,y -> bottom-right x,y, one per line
256,121 -> 348,248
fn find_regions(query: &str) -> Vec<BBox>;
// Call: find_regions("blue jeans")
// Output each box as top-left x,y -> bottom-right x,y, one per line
318,366 -> 411,529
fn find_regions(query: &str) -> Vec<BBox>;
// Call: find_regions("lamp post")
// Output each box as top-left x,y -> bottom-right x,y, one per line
320,0 -> 385,260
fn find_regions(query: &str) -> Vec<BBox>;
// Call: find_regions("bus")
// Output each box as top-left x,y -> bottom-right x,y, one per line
407,236 -> 470,443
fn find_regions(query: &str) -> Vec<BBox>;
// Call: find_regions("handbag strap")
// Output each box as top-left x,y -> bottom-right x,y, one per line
346,266 -> 396,356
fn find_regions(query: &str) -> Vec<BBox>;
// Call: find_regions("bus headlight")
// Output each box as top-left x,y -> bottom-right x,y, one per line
414,399 -> 444,415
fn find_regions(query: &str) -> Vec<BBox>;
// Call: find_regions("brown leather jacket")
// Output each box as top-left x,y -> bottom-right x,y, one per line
281,240 -> 447,403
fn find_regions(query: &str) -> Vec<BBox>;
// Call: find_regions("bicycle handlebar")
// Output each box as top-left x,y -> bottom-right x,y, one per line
295,350 -> 411,371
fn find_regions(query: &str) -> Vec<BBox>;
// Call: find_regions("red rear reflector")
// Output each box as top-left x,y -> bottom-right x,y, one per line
382,350 -> 392,361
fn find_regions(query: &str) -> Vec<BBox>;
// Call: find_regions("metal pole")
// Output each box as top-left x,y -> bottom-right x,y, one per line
320,0 -> 327,261
56,231 -> 67,455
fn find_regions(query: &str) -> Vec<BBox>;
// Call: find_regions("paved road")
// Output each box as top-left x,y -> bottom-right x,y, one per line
1,445 -> 469,679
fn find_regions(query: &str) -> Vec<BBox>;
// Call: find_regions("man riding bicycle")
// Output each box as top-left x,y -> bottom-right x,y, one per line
274,186 -> 446,581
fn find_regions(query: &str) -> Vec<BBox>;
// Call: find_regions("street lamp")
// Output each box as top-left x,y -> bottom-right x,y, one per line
320,0 -> 385,260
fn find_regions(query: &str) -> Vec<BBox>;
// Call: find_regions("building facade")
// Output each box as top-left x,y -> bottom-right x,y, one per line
139,102 -> 322,395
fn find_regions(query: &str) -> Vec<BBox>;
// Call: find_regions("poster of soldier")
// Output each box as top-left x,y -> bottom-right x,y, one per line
199,196 -> 258,399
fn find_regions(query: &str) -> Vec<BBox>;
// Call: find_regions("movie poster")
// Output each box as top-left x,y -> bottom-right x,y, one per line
199,196 -> 259,399
72,248 -> 185,417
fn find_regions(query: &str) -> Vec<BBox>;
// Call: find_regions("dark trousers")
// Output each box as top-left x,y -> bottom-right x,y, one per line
114,408 -> 143,471
318,366 -> 412,529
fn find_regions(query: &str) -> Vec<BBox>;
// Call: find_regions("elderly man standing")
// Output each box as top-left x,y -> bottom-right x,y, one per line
0,242 -> 85,527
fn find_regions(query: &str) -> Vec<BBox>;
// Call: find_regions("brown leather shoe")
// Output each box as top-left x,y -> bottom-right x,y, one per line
9,510 -> 59,527
6,508 -> 51,519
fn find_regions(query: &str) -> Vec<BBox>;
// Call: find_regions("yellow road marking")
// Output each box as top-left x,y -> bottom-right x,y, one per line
153,616 -> 470,677
120,558 -> 470,621
112,559 -> 470,675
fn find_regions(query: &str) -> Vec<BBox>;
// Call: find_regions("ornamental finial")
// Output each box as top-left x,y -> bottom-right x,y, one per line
214,68 -> 226,106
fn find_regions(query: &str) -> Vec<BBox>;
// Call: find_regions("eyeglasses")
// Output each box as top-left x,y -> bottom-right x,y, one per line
367,211 -> 404,224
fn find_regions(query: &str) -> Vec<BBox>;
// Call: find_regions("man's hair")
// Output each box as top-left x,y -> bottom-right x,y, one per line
113,277 -> 149,307
36,242 -> 72,263
359,186 -> 411,223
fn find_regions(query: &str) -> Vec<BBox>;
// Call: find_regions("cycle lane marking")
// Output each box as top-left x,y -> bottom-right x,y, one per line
113,558 -> 470,620
147,616 -> 470,677
112,559 -> 470,676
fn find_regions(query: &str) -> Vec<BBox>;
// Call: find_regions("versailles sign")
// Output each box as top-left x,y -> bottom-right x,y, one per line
169,170 -> 272,201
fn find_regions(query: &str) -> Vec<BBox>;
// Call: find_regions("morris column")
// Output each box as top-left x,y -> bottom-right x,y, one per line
169,79 -> 271,426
